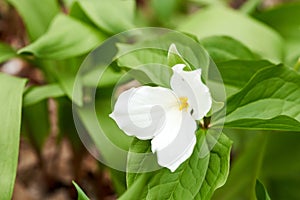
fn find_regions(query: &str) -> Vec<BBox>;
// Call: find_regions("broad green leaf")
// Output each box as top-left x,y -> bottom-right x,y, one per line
210,60 -> 273,96
214,65 -> 300,131
72,0 -> 135,34
200,36 -> 257,63
255,3 -> 300,40
7,0 -> 59,41
178,6 -> 283,63
118,47 -> 168,69
150,0 -> 182,23
128,65 -> 172,88
0,43 -> 16,63
23,84 -> 65,107
255,180 -> 271,200
213,132 -> 267,200
0,73 -> 26,200
73,181 -> 90,200
83,66 -> 125,88
123,131 -> 232,200
254,3 -> 300,66
117,31 -> 210,79
19,14 -> 106,59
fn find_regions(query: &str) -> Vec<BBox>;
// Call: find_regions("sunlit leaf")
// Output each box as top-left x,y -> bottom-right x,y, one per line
179,6 -> 283,63
0,73 -> 26,200
213,65 -> 300,131
7,0 -> 59,41
123,131 -> 232,200
71,0 -> 135,34
19,14 -> 106,59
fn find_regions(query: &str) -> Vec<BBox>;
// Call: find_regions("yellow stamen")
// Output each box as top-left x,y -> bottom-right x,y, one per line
179,97 -> 189,111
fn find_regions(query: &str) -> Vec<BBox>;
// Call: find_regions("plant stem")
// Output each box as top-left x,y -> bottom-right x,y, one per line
118,173 -> 151,200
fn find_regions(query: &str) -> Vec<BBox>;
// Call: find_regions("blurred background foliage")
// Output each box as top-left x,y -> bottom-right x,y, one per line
0,0 -> 300,199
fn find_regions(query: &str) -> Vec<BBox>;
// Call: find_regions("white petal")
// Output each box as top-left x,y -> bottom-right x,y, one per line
110,86 -> 180,140
170,64 -> 212,120
151,107 -> 182,152
156,112 -> 197,172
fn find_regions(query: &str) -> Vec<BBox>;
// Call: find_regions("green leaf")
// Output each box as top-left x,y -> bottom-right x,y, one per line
123,131 -> 232,200
254,3 -> 300,66
76,95 -> 133,169
214,65 -> 300,131
23,84 -> 65,107
19,14 -> 106,59
178,6 -> 283,63
0,43 -> 16,63
0,73 -> 26,200
72,0 -> 135,34
240,0 -> 262,14
211,60 -> 274,96
73,181 -> 90,200
255,180 -> 271,200
213,131 -> 267,200
51,58 -> 83,106
7,0 -> 59,41
255,3 -> 300,41
22,101 -> 50,150
200,36 -> 257,63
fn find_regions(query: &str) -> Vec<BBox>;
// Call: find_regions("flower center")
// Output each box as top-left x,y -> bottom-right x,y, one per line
179,97 -> 189,111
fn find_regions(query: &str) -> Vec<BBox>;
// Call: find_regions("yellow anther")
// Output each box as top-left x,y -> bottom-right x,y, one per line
179,97 -> 189,111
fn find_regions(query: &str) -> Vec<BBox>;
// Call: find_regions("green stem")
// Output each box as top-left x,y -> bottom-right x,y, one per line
118,173 -> 151,200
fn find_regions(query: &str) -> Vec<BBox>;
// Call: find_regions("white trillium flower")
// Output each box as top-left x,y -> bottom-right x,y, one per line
110,64 -> 212,172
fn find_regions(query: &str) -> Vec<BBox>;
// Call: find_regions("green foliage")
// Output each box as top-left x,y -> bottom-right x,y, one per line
7,0 -> 59,41
122,131 -> 232,200
19,14 -> 106,59
179,6 -> 283,63
256,180 -> 271,200
23,84 -> 65,107
254,2 -> 300,66
0,43 -> 16,63
0,73 -> 26,200
200,36 -> 257,63
71,0 -> 136,34
2,1 -> 300,199
73,181 -> 90,200
215,66 -> 300,131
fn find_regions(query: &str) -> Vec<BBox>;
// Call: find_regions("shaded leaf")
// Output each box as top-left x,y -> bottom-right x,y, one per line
256,180 -> 271,200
